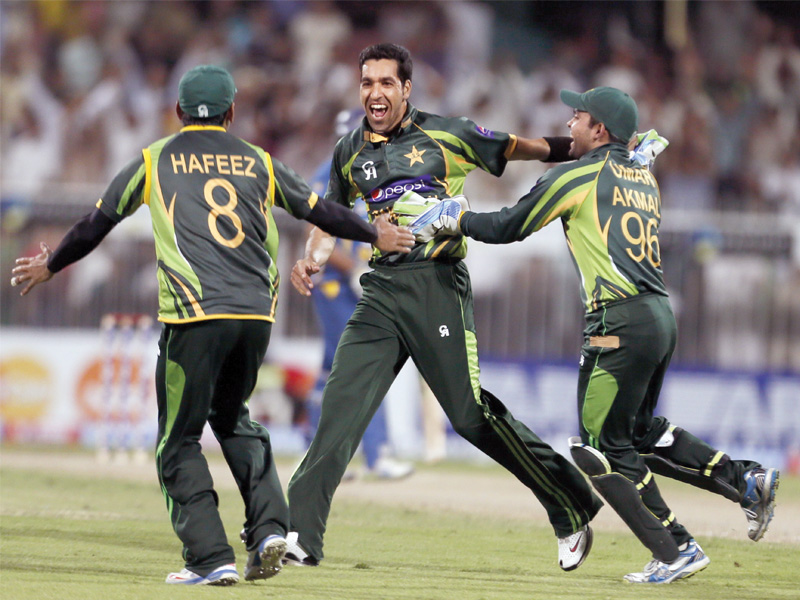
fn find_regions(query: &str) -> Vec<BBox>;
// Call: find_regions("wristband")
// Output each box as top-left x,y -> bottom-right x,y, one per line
543,136 -> 573,163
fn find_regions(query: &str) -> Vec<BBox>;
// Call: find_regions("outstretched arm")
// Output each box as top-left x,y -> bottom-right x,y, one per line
509,136 -> 573,162
11,207 -> 116,296
305,198 -> 414,252
11,243 -> 54,296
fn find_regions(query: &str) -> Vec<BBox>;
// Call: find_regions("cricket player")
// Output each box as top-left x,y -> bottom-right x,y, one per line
410,86 -> 779,584
11,65 -> 413,586
286,43 -> 603,570
303,112 -> 414,480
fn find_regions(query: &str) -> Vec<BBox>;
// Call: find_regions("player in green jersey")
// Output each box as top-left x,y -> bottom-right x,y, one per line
411,86 -> 779,584
11,65 -> 413,586
285,43 -> 602,570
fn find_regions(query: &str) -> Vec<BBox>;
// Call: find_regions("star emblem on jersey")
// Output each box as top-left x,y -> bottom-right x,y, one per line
404,146 -> 426,167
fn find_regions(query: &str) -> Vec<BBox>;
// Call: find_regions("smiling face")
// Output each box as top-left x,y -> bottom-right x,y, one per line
567,110 -> 605,159
360,58 -> 411,134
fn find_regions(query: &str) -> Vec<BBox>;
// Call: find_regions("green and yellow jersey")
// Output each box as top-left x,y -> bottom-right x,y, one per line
97,125 -> 318,323
327,104 -> 515,265
460,143 -> 667,312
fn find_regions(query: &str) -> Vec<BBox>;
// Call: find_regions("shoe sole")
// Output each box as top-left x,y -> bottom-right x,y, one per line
244,539 -> 287,581
206,575 -> 239,586
750,469 -> 780,542
665,554 -> 710,584
624,555 -> 710,584
166,568 -> 239,585
283,552 -> 319,567
560,526 -> 593,572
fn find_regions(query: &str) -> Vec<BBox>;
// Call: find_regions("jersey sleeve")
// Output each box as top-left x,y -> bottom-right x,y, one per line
325,140 -> 358,209
271,157 -> 318,219
442,116 -> 513,177
96,154 -> 147,223
460,161 -> 601,243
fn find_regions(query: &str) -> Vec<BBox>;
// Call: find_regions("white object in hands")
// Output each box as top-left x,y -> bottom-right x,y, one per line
630,129 -> 669,168
392,190 -> 443,227
409,197 -> 467,243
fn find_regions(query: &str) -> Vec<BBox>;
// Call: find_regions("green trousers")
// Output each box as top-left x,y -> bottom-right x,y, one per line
577,293 -> 759,546
155,319 -> 288,576
289,260 -> 602,560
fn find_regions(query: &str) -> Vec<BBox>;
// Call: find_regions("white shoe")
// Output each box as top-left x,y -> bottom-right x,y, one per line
370,457 -> 415,480
624,539 -> 710,584
557,525 -> 593,571
165,563 -> 239,585
283,531 -> 319,567
244,534 -> 286,581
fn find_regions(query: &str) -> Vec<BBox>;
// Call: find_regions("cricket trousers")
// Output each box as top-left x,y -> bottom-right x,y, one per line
289,260 -> 603,560
577,293 -> 759,548
155,319 -> 289,576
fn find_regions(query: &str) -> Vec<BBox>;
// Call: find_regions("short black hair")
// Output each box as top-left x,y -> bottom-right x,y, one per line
358,43 -> 413,84
588,113 -> 628,144
180,111 -> 228,127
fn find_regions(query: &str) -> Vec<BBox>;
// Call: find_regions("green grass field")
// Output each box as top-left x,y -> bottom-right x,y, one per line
1,446 -> 797,600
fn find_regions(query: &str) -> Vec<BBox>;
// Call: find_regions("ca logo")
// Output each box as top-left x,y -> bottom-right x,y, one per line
439,325 -> 449,337
362,160 -> 377,180
198,104 -> 209,118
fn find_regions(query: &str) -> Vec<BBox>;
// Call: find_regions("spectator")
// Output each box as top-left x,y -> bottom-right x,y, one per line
755,23 -> 800,110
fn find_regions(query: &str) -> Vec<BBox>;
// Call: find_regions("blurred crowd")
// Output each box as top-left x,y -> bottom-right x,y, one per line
1,0 -> 799,216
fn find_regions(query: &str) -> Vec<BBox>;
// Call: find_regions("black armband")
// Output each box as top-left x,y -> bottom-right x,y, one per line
543,136 -> 573,163
306,199 -> 378,244
47,208 -> 117,273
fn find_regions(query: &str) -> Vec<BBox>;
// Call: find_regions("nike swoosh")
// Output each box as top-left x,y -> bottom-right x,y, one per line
570,540 -> 582,553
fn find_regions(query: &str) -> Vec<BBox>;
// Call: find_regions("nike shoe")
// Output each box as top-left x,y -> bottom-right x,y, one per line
624,539 -> 709,584
244,534 -> 287,581
741,467 -> 779,541
283,531 -> 319,567
557,524 -> 593,571
165,563 -> 239,585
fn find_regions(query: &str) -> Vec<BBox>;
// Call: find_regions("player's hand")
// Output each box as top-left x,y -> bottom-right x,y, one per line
409,199 -> 464,243
373,214 -> 414,254
290,258 -> 321,297
11,242 -> 54,296
629,129 -> 669,168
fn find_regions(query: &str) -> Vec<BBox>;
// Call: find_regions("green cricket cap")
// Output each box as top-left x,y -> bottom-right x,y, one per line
560,86 -> 638,142
178,65 -> 236,118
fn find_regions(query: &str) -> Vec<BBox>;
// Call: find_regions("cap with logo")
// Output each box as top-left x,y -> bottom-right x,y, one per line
178,65 -> 236,118
560,86 -> 638,142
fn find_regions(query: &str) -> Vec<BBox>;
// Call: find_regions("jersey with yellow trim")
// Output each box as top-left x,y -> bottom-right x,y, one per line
96,125 -> 318,323
460,143 -> 667,312
327,104 -> 513,265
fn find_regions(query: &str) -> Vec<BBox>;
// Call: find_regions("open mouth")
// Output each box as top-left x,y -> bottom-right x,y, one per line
370,103 -> 388,120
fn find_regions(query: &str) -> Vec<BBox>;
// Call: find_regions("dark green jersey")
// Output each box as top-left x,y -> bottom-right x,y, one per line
97,125 -> 319,323
327,104 -> 515,265
460,143 -> 667,312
